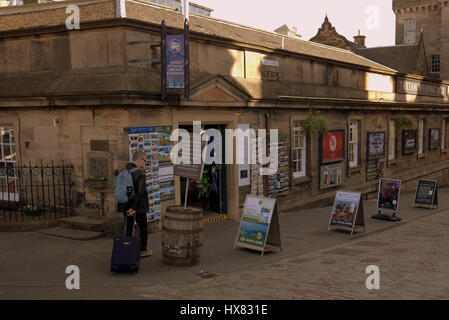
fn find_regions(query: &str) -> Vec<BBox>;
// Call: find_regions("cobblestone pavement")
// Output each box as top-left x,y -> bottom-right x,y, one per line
134,210 -> 449,300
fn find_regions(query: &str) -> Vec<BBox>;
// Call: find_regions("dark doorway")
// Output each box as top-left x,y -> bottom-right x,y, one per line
179,124 -> 228,216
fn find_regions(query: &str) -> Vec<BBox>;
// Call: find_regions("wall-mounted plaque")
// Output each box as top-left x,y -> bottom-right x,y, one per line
320,162 -> 345,189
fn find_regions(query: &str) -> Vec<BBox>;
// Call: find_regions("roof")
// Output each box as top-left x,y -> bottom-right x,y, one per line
309,15 -> 365,51
132,3 -> 395,72
354,43 -> 423,75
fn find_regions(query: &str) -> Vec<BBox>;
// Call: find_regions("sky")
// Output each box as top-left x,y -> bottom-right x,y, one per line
196,0 -> 396,47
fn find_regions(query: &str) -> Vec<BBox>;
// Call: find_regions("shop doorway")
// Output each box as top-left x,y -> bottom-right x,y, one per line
179,124 -> 228,216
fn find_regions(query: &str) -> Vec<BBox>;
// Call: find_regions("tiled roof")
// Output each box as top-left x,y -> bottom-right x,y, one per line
353,44 -> 420,74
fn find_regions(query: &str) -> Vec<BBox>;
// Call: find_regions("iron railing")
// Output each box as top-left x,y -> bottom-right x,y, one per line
0,161 -> 73,223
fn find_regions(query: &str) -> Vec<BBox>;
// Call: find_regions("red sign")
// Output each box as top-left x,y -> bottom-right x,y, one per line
321,131 -> 344,163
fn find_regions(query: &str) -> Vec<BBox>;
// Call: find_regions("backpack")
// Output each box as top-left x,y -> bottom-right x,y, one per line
114,167 -> 139,204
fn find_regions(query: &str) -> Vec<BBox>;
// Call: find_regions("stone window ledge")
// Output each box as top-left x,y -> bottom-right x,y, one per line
292,176 -> 312,185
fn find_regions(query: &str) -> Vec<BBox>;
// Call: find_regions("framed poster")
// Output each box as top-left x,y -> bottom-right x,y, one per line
429,128 -> 440,150
367,132 -> 386,160
328,191 -> 364,235
366,158 -> 385,182
402,130 -> 417,155
320,162 -> 345,189
414,179 -> 438,209
377,178 -> 401,212
320,130 -> 345,164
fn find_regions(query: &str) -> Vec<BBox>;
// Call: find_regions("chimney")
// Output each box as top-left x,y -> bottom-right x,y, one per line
353,29 -> 366,47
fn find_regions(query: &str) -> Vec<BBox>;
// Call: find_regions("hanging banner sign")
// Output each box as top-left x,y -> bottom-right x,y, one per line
166,34 -> 185,89
234,195 -> 282,256
414,179 -> 438,209
328,191 -> 365,235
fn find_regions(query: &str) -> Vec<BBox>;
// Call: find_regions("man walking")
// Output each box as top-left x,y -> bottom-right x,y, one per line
117,150 -> 152,257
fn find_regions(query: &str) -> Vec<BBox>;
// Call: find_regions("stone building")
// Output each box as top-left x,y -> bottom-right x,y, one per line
309,14 -> 429,77
393,0 -> 449,80
1,0 -> 449,230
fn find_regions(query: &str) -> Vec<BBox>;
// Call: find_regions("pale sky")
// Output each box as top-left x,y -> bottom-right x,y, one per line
197,0 -> 396,47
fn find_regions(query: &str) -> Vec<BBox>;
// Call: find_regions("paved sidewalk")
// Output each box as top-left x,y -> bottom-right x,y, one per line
1,188 -> 449,299
134,208 -> 449,300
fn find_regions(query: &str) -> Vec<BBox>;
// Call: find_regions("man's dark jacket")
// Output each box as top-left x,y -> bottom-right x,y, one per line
117,162 -> 149,214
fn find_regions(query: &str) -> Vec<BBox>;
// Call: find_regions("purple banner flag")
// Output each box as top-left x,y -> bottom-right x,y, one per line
165,34 -> 185,89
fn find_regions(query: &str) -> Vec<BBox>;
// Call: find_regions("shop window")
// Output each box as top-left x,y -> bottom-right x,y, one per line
431,56 -> 440,73
292,120 -> 306,178
348,120 -> 360,168
388,120 -> 396,160
0,127 -> 18,201
418,118 -> 425,154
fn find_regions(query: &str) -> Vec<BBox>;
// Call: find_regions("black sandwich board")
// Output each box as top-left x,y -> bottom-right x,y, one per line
414,179 -> 438,209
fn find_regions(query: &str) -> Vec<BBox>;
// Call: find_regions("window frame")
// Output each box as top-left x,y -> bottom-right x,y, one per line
388,118 -> 397,162
0,126 -> 19,201
431,55 -> 441,74
291,120 -> 307,179
404,18 -> 417,44
418,117 -> 425,156
348,120 -> 360,169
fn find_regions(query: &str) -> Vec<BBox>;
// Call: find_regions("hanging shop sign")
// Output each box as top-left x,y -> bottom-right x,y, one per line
128,126 -> 175,222
320,130 -> 345,164
328,191 -> 365,235
166,34 -> 185,89
367,132 -> 386,160
173,133 -> 205,181
234,195 -> 282,256
320,162 -> 345,189
429,128 -> 440,150
402,130 -> 417,155
414,179 -> 438,209
161,20 -> 190,100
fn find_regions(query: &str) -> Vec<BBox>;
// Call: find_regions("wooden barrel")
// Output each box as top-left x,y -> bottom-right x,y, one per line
161,206 -> 204,266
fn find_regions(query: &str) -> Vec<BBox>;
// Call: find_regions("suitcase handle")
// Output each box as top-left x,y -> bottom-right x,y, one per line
124,214 -> 137,236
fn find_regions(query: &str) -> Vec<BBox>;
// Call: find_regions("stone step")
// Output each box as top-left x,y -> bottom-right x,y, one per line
38,227 -> 104,241
58,216 -> 106,232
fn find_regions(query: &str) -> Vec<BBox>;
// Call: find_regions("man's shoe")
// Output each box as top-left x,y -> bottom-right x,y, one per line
140,250 -> 152,258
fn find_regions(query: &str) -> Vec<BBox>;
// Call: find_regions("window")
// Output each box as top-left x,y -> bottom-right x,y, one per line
418,118 -> 424,154
389,120 -> 396,160
292,120 -> 306,178
404,18 -> 416,44
0,127 -> 18,201
442,118 -> 446,150
431,56 -> 440,73
348,120 -> 359,168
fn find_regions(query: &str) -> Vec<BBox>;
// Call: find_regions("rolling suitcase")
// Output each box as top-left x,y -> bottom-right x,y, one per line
111,215 -> 141,273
